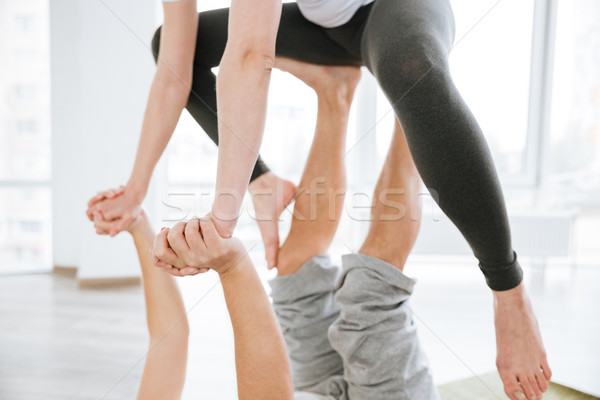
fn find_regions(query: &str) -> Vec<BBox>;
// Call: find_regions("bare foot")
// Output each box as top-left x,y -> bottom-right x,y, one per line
494,283 -> 551,400
249,172 -> 297,269
274,57 -> 362,106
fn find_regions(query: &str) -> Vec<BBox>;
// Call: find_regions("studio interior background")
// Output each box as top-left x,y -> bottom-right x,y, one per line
0,0 -> 598,399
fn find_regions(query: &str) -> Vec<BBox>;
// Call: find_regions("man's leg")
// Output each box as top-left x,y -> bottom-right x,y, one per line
358,119 -> 421,270
275,57 -> 361,275
269,58 -> 361,399
328,120 -> 438,400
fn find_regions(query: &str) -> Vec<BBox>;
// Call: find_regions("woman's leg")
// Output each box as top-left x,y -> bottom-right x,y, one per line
359,1 -> 550,398
361,0 -> 519,290
128,211 -> 189,400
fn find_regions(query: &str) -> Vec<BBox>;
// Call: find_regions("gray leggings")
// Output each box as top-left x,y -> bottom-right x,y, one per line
270,254 -> 439,400
151,0 -> 522,291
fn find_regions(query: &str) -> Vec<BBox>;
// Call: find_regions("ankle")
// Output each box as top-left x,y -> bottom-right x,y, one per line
249,171 -> 277,193
358,243 -> 405,271
493,283 -> 529,307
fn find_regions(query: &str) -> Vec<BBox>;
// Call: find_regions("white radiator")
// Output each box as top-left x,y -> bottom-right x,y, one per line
412,203 -> 575,258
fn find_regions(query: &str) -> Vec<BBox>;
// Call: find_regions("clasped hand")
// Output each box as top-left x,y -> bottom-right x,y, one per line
152,216 -> 246,277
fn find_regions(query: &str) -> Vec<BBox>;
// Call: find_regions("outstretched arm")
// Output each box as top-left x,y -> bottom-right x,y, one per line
87,0 -> 198,235
153,218 -> 294,400
93,197 -> 192,400
211,0 -> 282,235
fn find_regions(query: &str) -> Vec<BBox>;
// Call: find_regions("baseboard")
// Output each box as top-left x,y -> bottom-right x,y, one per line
77,276 -> 141,289
53,265 -> 78,277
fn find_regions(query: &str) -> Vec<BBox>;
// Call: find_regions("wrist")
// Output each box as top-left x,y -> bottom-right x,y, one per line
125,180 -> 147,203
217,251 -> 252,279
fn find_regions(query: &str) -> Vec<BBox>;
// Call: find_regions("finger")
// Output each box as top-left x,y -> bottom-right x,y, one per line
208,211 -> 234,238
184,218 -> 206,252
179,267 -> 205,276
152,254 -> 172,269
535,370 -> 548,394
93,214 -> 116,233
161,266 -> 187,277
110,216 -> 132,237
518,375 -> 536,400
168,221 -> 190,257
541,359 -> 552,381
87,195 -> 107,220
153,228 -> 182,268
95,227 -> 109,235
106,186 -> 125,198
87,193 -> 105,209
200,216 -> 222,249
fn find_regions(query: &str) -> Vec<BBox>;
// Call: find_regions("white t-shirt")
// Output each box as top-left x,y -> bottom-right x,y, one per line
162,0 -> 373,28
296,0 -> 374,28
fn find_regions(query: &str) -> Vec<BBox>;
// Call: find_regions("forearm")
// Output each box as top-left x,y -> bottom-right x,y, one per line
131,222 -> 188,340
220,257 -> 293,400
212,0 -> 282,231
131,222 -> 188,400
213,51 -> 272,223
128,74 -> 190,199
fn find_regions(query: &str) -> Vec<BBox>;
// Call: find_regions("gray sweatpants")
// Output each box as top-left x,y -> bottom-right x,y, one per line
269,253 -> 439,400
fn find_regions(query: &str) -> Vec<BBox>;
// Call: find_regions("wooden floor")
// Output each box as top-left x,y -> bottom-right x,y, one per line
0,256 -> 599,399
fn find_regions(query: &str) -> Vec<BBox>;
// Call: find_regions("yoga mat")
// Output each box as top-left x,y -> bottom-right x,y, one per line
438,372 -> 599,400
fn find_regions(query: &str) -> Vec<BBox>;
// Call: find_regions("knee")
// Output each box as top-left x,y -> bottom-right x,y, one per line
151,26 -> 162,63
373,38 -> 450,94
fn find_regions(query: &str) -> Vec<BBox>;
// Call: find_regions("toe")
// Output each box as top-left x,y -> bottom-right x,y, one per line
265,243 -> 278,269
518,375 -> 536,400
541,359 -> 552,381
528,375 -> 543,399
535,371 -> 549,394
500,371 -> 524,400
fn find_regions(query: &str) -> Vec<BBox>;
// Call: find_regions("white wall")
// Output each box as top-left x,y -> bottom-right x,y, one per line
50,0 -> 160,279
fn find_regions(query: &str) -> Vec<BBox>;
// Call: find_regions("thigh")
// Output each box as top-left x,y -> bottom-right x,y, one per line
276,3 -> 362,66
193,3 -> 362,68
361,0 -> 456,72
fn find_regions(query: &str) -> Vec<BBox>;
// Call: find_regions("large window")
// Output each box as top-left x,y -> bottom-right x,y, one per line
371,0 -> 536,185
546,0 -> 600,206
0,0 -> 52,273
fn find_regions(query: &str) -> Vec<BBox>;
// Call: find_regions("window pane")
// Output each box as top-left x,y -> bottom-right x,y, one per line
376,0 -> 535,181
0,187 -> 52,273
449,0 -> 535,178
0,0 -> 51,181
548,0 -> 600,201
